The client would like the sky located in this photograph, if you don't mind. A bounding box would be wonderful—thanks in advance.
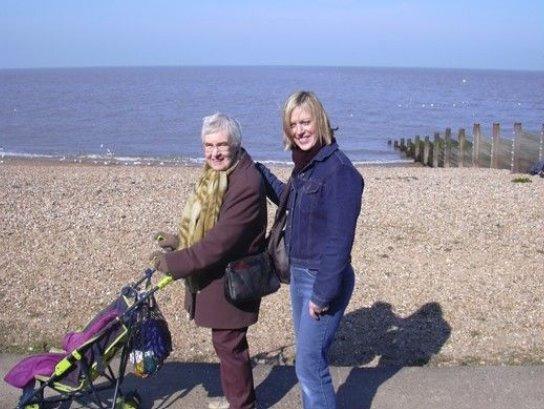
[1,0,543,71]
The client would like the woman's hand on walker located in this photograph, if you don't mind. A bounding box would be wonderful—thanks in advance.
[309,301,329,320]
[154,231,179,251]
[149,250,170,273]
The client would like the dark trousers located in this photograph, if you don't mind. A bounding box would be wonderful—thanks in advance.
[211,327,256,409]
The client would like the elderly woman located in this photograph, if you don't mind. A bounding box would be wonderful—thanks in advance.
[256,91,364,409]
[151,113,267,409]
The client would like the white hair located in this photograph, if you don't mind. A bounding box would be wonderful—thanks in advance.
[201,113,242,150]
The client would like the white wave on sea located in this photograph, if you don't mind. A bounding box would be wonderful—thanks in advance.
[352,159,414,165]
[0,151,58,159]
[0,149,414,167]
[0,150,206,166]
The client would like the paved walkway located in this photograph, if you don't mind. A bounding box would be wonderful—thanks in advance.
[2,354,543,408]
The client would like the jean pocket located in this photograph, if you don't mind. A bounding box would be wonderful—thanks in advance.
[291,266,317,283]
[301,267,318,279]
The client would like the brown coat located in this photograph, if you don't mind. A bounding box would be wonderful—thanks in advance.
[164,150,267,329]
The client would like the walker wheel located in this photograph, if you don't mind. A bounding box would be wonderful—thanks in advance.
[120,391,141,409]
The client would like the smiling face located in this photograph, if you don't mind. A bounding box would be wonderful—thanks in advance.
[203,130,236,171]
[289,106,317,151]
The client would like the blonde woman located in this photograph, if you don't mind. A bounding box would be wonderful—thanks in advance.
[256,91,364,409]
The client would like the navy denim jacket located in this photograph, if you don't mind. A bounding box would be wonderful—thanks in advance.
[257,142,364,308]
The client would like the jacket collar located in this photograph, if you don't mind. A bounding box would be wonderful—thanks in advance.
[300,140,338,171]
[230,148,252,175]
[237,148,250,168]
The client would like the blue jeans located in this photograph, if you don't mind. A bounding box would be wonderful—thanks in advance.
[290,265,355,409]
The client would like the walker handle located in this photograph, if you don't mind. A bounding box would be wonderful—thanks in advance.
[157,275,174,290]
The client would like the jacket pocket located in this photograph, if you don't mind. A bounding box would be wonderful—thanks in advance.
[300,180,323,213]
[303,180,322,194]
[297,180,323,257]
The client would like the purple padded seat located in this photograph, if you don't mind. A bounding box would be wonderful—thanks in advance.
[62,309,119,352]
[4,309,120,389]
[3,353,65,389]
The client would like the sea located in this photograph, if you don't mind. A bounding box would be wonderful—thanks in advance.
[0,66,543,165]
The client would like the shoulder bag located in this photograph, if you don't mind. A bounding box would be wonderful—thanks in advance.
[223,178,292,304]
[267,178,292,284]
[224,252,280,304]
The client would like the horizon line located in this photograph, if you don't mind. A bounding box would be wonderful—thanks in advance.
[1,63,543,74]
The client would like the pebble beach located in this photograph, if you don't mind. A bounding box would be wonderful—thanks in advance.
[1,159,543,367]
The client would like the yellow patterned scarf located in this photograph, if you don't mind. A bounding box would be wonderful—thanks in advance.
[177,158,239,292]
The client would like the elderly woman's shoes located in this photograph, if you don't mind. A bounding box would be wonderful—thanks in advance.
[207,396,229,409]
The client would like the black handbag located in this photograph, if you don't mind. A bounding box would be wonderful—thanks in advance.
[224,252,280,304]
[267,178,292,284]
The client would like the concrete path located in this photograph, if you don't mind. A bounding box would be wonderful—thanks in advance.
[2,354,543,408]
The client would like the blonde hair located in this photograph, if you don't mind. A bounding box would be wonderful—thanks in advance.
[282,91,334,150]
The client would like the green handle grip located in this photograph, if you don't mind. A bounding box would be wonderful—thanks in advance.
[157,275,173,289]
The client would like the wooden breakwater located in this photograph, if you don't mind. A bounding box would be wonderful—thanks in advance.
[389,123,544,173]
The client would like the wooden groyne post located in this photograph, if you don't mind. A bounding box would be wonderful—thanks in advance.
[472,124,481,168]
[540,124,544,161]
[432,132,440,168]
[491,123,500,169]
[511,122,523,173]
[390,122,544,174]
[444,128,452,168]
[458,129,466,168]
[423,136,431,165]
[414,135,421,162]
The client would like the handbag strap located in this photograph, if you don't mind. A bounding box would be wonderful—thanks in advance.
[273,178,292,224]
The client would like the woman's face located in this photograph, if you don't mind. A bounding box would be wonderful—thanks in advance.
[203,130,236,171]
[289,106,317,151]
